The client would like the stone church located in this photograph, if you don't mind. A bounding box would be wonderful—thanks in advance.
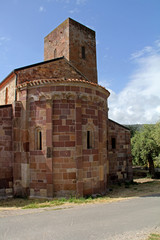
[0,18,132,198]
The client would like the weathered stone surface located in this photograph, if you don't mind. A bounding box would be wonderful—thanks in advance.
[108,119,133,183]
[0,105,13,197]
[44,18,97,83]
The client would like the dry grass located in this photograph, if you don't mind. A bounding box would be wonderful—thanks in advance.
[0,178,160,209]
[108,178,160,199]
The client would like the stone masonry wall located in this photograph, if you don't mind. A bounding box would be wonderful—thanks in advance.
[44,18,97,83]
[69,18,97,83]
[28,97,53,198]
[108,119,133,183]
[51,92,108,197]
[0,75,16,106]
[44,19,69,61]
[0,105,13,197]
[12,100,30,197]
[20,80,109,198]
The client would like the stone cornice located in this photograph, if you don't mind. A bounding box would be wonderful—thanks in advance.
[17,78,110,97]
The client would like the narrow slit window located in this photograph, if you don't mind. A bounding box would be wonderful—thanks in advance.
[38,131,42,150]
[5,87,8,105]
[87,131,92,149]
[54,48,57,58]
[36,128,42,150]
[111,137,116,149]
[82,46,85,59]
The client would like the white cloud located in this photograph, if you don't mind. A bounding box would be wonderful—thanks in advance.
[108,40,160,124]
[131,40,160,60]
[47,0,87,6]
[0,37,10,46]
[76,0,86,4]
[39,6,46,12]
[69,8,79,14]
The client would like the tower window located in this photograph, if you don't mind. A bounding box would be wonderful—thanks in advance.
[87,131,92,149]
[36,128,42,150]
[111,137,116,149]
[82,46,85,59]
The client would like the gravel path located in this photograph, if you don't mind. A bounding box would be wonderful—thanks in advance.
[108,226,160,240]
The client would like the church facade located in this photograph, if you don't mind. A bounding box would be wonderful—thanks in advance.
[0,18,132,198]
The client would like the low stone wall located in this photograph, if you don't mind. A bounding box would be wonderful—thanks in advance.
[0,105,13,197]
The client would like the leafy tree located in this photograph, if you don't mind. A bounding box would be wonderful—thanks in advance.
[153,122,160,147]
[153,122,160,168]
[131,125,160,178]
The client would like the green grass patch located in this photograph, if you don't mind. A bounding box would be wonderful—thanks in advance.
[22,197,95,209]
[0,196,111,209]
[147,233,160,240]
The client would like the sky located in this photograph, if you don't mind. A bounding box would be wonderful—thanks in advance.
[0,0,160,124]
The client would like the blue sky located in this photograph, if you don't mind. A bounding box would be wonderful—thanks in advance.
[1,0,160,124]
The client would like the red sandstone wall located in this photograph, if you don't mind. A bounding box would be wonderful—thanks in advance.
[25,82,109,197]
[44,19,69,61]
[0,105,13,197]
[28,98,53,198]
[69,18,97,83]
[12,101,30,197]
[44,18,97,83]
[0,75,16,106]
[108,119,133,183]
[52,98,77,196]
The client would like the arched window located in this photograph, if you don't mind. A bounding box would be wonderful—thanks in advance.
[5,87,8,105]
[35,127,42,150]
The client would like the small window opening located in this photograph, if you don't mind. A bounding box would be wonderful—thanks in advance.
[87,131,92,149]
[5,87,8,105]
[36,128,42,150]
[54,48,57,58]
[38,131,42,150]
[111,137,116,149]
[82,46,85,59]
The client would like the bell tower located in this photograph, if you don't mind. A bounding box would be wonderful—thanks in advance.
[44,18,98,83]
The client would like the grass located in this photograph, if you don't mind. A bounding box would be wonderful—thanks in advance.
[0,196,97,209]
[0,178,160,210]
[147,233,160,240]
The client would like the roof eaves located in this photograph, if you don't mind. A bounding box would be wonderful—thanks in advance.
[108,119,130,130]
[14,56,64,72]
[0,71,15,89]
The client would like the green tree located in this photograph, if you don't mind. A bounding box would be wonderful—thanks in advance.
[153,122,160,147]
[131,125,160,178]
[153,122,160,168]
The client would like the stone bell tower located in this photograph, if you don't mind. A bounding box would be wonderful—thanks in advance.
[44,18,98,83]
